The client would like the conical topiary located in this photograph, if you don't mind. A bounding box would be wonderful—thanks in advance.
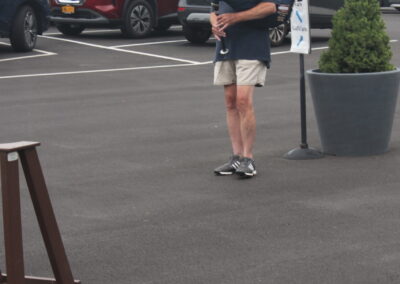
[319,0,395,73]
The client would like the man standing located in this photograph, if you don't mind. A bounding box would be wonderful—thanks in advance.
[211,0,276,178]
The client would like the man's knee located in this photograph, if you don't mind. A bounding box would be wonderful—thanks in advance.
[224,85,237,111]
[236,94,253,113]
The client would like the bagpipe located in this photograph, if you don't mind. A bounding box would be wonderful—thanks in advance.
[211,0,294,29]
[211,0,229,54]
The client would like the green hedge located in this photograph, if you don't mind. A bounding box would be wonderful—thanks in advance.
[319,0,395,73]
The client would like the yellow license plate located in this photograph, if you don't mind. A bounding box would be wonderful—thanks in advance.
[61,6,75,14]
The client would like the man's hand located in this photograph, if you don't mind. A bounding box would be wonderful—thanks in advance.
[212,25,226,41]
[216,13,239,31]
[210,12,226,41]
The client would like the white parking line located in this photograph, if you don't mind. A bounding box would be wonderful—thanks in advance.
[0,62,210,80]
[112,39,189,48]
[40,35,201,64]
[199,46,331,64]
[0,39,397,80]
[0,42,57,62]
[0,46,325,79]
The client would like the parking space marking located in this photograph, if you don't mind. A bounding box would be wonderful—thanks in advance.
[268,39,398,56]
[40,35,201,64]
[0,39,397,80]
[0,46,330,79]
[0,42,57,62]
[0,62,210,80]
[198,46,331,64]
[112,39,190,48]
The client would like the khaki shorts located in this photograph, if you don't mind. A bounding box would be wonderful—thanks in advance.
[214,60,267,87]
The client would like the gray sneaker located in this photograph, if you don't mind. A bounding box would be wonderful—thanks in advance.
[214,155,241,176]
[235,157,257,178]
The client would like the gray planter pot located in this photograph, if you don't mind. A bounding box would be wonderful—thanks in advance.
[307,68,400,156]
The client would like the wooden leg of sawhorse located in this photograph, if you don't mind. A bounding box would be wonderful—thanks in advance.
[0,153,25,284]
[19,148,77,284]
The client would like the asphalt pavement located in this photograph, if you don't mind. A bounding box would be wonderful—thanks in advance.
[0,9,400,284]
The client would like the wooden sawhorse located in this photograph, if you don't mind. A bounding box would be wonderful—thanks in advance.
[0,142,80,284]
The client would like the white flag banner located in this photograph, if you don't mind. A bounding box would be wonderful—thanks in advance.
[290,0,311,54]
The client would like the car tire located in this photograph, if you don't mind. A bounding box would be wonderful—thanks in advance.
[182,25,211,44]
[269,22,289,47]
[10,5,38,52]
[56,23,85,36]
[122,0,155,38]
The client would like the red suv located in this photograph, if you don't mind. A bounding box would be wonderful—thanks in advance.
[49,0,179,37]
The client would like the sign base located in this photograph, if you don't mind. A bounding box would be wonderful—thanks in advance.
[284,146,323,160]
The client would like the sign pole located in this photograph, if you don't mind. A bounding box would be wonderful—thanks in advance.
[299,53,307,149]
[284,0,323,160]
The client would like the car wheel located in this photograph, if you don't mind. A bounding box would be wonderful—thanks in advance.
[56,23,85,36]
[122,0,155,38]
[182,25,211,44]
[10,5,38,52]
[269,22,289,47]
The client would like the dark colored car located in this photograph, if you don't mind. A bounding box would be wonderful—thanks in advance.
[380,0,400,9]
[388,0,400,10]
[177,0,344,46]
[0,0,50,52]
[49,0,180,38]
[380,0,390,5]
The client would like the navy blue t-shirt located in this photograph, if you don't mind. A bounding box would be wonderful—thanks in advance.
[214,0,274,67]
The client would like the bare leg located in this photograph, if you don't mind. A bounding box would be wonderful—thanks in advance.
[224,84,243,156]
[236,85,256,159]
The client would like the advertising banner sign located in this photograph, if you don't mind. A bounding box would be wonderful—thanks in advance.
[290,0,311,54]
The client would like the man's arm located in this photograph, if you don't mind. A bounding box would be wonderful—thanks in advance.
[217,2,277,31]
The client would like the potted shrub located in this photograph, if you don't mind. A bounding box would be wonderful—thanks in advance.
[307,0,400,156]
